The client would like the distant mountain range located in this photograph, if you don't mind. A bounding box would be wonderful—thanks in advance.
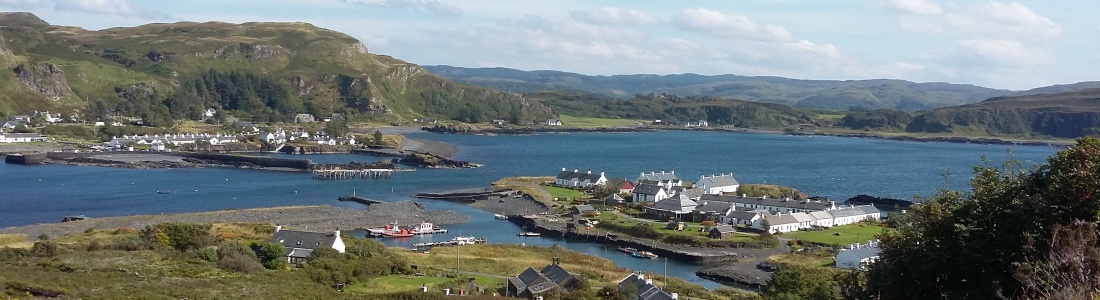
[424,65,1100,112]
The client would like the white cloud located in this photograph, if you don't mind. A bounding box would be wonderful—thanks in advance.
[569,7,659,26]
[673,8,794,43]
[884,0,942,15]
[950,1,1061,38]
[54,0,169,19]
[932,39,1053,68]
[0,0,44,9]
[344,0,461,18]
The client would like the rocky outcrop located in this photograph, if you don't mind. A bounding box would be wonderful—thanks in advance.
[12,63,74,101]
[399,151,481,168]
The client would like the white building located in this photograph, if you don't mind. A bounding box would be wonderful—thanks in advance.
[546,119,562,126]
[836,241,881,270]
[271,226,345,266]
[755,213,800,233]
[631,184,669,203]
[0,133,48,143]
[699,194,837,214]
[554,168,607,188]
[697,174,739,195]
[638,171,681,189]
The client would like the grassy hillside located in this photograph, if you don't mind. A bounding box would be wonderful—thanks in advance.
[0,13,552,124]
[424,65,1012,111]
[905,88,1100,138]
[535,91,820,129]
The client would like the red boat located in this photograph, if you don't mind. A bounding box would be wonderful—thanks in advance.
[381,228,414,238]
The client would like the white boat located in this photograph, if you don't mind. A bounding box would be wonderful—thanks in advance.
[494,214,508,220]
[517,232,541,237]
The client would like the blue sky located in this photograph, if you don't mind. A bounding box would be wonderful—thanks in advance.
[1,0,1096,90]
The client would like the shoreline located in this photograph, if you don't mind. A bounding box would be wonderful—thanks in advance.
[0,201,468,240]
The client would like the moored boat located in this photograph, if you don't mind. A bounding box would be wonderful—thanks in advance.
[494,214,508,220]
[631,251,658,259]
[517,232,541,237]
[617,246,638,253]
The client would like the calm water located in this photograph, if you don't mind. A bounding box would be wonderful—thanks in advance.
[0,131,1059,289]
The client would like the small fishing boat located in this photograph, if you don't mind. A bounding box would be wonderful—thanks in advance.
[517,232,541,237]
[494,214,508,220]
[631,251,658,259]
[156,190,170,194]
[617,247,638,254]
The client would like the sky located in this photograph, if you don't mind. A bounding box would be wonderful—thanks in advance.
[0,0,1097,90]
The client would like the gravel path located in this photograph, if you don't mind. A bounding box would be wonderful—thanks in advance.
[0,201,468,238]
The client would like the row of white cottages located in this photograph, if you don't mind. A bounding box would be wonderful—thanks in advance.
[644,193,882,233]
[259,129,357,145]
[555,169,740,197]
[106,134,241,148]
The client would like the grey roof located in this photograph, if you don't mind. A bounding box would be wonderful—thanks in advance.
[726,210,760,220]
[548,119,561,123]
[650,194,697,212]
[555,170,604,183]
[632,184,665,196]
[698,174,739,188]
[830,206,872,218]
[603,194,625,202]
[840,244,881,260]
[573,205,596,213]
[516,267,556,294]
[618,274,674,300]
[272,229,338,251]
[809,211,834,220]
[694,201,734,214]
[858,205,881,215]
[700,194,834,211]
[638,172,679,183]
[711,225,736,233]
[3,133,45,138]
[790,212,814,223]
[539,264,578,287]
[670,187,704,199]
[764,214,799,225]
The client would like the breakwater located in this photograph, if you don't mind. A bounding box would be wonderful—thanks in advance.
[507,216,739,264]
[414,187,521,202]
[4,153,47,164]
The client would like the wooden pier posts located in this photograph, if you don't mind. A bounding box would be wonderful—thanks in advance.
[311,169,394,180]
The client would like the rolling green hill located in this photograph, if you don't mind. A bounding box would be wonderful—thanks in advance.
[423,65,1014,111]
[0,12,552,124]
[904,88,1100,138]
[534,91,820,129]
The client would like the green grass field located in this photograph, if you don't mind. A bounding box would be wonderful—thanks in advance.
[557,115,640,128]
[345,274,504,295]
[544,186,589,201]
[781,223,887,245]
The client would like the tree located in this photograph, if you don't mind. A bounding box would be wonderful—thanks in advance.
[326,119,349,137]
[763,266,840,300]
[12,124,34,133]
[372,130,384,146]
[255,241,288,270]
[850,137,1100,299]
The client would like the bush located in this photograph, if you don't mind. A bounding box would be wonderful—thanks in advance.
[110,235,148,251]
[217,253,264,274]
[30,241,61,257]
[195,246,219,262]
[144,223,213,251]
[660,235,705,247]
[86,240,106,252]
[217,241,256,260]
[254,242,288,270]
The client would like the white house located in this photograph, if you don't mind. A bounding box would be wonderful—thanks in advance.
[204,108,217,118]
[631,184,669,203]
[2,120,21,129]
[829,205,881,226]
[271,226,345,266]
[722,210,762,226]
[790,212,815,228]
[646,193,698,220]
[697,174,739,195]
[699,194,836,214]
[754,213,800,233]
[638,171,681,189]
[0,133,47,143]
[547,119,562,126]
[554,168,607,188]
[809,211,835,227]
[295,114,315,123]
[836,241,881,270]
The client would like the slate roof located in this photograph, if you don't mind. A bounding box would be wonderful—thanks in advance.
[840,244,881,260]
[572,205,596,213]
[556,170,604,183]
[539,264,578,287]
[632,184,665,196]
[858,205,881,215]
[515,267,556,295]
[830,206,871,218]
[618,274,674,300]
[3,133,45,138]
[670,187,704,199]
[711,225,736,234]
[603,193,625,203]
[764,214,799,225]
[694,201,734,214]
[272,229,338,254]
[650,194,697,213]
[698,174,739,188]
[638,172,679,183]
[700,194,835,211]
[726,210,760,220]
[791,212,815,223]
[809,211,834,221]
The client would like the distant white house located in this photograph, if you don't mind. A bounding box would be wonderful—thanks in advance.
[638,171,681,189]
[554,168,607,188]
[271,226,345,266]
[0,133,47,143]
[2,120,21,129]
[697,174,739,195]
[547,119,562,126]
[294,114,315,123]
[721,210,762,226]
[631,184,670,203]
[836,241,881,270]
[754,213,800,233]
[204,108,217,118]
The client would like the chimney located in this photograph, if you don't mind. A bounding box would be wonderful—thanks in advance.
[334,230,341,239]
[562,167,566,171]
[587,170,591,174]
[645,279,653,285]
[671,293,679,300]
[742,194,747,198]
[600,171,605,177]
[671,171,675,174]
[574,169,579,173]
[553,257,560,265]
[444,288,451,295]
[637,273,645,280]
[274,225,282,232]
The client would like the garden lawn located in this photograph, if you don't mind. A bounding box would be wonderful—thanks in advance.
[781,223,887,246]
[557,115,639,128]
[544,186,589,201]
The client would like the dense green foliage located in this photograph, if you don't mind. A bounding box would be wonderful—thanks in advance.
[302,237,411,286]
[541,92,819,128]
[764,266,840,300]
[844,137,1100,299]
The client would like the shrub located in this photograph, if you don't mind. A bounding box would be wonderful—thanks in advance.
[86,240,106,252]
[30,241,61,257]
[144,223,213,251]
[217,253,264,274]
[254,242,288,270]
[217,241,256,261]
[110,235,148,251]
[195,246,219,262]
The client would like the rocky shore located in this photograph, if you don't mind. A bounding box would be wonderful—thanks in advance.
[0,200,468,239]
[786,131,1069,147]
[421,124,658,135]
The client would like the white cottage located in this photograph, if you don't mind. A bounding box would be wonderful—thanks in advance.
[271,226,345,266]
[697,174,739,195]
[836,241,881,270]
[631,184,669,203]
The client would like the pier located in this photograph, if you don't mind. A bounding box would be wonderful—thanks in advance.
[412,238,487,248]
[337,196,384,205]
[312,169,393,180]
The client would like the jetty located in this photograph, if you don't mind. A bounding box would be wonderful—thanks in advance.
[312,169,393,180]
[413,187,520,202]
[412,237,487,248]
[337,196,384,205]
